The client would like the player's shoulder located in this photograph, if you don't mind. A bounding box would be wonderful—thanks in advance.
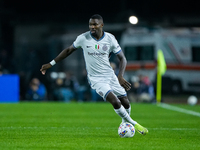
[76,31,91,40]
[78,31,90,37]
[104,32,117,40]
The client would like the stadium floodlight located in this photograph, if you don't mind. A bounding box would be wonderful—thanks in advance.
[129,16,138,24]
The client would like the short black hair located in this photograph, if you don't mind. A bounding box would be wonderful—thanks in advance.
[90,14,103,21]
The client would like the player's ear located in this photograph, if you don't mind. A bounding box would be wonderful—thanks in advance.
[101,23,104,28]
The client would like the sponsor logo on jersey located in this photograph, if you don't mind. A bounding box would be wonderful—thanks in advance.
[88,52,106,56]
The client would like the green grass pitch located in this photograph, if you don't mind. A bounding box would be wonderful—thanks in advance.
[0,102,200,150]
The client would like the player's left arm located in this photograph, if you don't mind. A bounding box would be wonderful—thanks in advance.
[40,45,76,75]
[116,51,131,91]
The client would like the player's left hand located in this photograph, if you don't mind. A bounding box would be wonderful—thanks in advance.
[118,76,131,91]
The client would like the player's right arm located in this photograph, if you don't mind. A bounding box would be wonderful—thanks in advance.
[40,45,77,75]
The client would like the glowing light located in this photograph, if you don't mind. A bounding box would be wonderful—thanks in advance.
[129,16,138,24]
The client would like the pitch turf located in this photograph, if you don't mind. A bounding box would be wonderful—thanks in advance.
[0,102,200,150]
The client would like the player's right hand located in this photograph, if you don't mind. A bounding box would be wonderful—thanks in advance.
[40,63,52,75]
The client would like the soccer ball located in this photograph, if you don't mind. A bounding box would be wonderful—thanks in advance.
[118,122,135,138]
[187,95,198,106]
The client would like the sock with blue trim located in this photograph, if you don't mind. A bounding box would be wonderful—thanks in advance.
[114,105,137,126]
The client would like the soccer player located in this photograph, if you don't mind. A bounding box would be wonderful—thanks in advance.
[40,14,148,135]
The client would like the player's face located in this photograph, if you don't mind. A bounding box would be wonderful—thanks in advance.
[89,19,103,38]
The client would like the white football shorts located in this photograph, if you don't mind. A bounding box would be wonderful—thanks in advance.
[88,73,127,101]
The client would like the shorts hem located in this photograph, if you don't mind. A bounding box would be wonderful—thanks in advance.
[103,90,112,101]
[117,94,127,98]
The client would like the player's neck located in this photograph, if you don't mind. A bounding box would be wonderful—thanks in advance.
[95,31,104,40]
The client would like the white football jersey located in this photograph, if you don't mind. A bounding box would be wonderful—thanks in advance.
[73,31,122,77]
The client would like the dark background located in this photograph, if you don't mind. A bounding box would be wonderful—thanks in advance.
[1,0,200,24]
[1,0,200,52]
[1,0,200,48]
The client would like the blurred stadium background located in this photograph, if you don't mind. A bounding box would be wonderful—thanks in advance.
[0,0,200,103]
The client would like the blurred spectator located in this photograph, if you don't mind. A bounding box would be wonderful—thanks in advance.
[77,69,90,101]
[52,71,79,102]
[90,89,102,102]
[53,77,74,102]
[25,78,47,101]
[129,74,155,103]
[77,69,102,102]
[24,48,41,86]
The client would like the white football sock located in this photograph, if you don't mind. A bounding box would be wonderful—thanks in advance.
[114,105,137,126]
[123,106,132,123]
[126,106,131,115]
[121,106,131,123]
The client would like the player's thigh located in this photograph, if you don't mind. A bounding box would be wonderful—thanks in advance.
[110,75,127,98]
[92,82,112,100]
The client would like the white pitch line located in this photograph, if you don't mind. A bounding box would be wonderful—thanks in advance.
[158,103,200,117]
[149,128,200,131]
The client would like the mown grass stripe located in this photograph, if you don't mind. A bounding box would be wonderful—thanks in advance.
[1,126,200,131]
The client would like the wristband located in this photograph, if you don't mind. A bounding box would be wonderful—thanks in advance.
[50,60,56,66]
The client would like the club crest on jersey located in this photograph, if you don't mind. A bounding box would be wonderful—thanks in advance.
[102,44,108,51]
[98,91,103,97]
[95,45,100,50]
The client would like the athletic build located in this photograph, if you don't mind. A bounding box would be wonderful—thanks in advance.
[40,14,148,135]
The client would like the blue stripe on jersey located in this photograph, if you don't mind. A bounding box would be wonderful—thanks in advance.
[115,49,122,54]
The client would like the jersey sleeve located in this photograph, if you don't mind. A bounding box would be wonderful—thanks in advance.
[110,35,122,54]
[73,34,83,49]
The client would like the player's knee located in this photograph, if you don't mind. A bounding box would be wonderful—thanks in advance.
[111,99,121,109]
[119,96,130,109]
[106,92,121,109]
